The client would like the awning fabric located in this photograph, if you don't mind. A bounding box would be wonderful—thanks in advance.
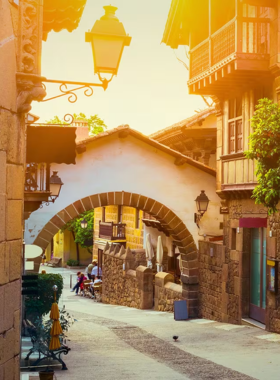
[239,218,267,228]
[26,126,76,164]
[43,0,87,39]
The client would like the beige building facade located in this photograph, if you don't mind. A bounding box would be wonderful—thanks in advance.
[163,0,280,331]
[0,1,86,377]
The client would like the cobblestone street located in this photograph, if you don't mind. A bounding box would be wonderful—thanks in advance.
[21,268,280,380]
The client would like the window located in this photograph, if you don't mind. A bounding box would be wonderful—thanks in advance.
[102,207,106,222]
[135,209,140,229]
[228,97,243,154]
[118,205,122,223]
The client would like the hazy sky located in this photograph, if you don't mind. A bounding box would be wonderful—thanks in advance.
[32,0,206,135]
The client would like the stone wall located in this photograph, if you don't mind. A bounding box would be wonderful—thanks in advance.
[102,244,153,309]
[154,272,184,312]
[267,212,280,333]
[0,2,24,379]
[198,241,224,321]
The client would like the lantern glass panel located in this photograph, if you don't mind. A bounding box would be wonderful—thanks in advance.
[81,219,88,229]
[198,200,209,213]
[50,182,61,198]
[91,37,124,75]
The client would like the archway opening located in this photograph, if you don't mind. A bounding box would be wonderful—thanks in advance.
[33,191,199,317]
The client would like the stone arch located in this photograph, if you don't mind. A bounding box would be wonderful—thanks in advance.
[33,191,199,316]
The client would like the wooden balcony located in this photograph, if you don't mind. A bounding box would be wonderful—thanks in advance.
[189,16,271,96]
[99,221,126,241]
[24,163,51,219]
[220,153,257,197]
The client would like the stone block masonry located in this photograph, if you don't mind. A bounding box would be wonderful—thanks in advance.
[154,272,184,312]
[198,240,224,321]
[0,2,25,378]
[102,243,153,309]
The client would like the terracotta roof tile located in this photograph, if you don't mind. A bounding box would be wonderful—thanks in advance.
[43,0,87,38]
[149,107,216,140]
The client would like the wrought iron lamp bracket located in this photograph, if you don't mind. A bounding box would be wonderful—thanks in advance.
[41,75,114,103]
[39,198,56,209]
[194,212,204,228]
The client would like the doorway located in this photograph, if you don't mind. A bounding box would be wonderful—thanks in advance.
[249,228,267,323]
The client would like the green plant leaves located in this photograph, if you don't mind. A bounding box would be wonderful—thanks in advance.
[60,209,94,249]
[245,99,280,214]
[25,273,64,322]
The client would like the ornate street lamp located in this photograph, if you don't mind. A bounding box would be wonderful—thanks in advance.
[80,218,88,229]
[85,5,132,77]
[194,190,210,227]
[41,5,131,103]
[49,171,63,202]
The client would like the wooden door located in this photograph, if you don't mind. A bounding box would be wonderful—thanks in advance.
[250,228,266,323]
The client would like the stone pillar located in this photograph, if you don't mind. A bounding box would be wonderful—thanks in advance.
[154,272,174,311]
[180,248,199,318]
[0,2,27,379]
[136,266,153,309]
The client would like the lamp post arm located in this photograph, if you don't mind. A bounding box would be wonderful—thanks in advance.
[41,76,111,103]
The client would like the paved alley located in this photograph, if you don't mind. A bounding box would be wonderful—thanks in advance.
[21,268,280,380]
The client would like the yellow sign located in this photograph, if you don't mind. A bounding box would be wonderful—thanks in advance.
[267,260,275,267]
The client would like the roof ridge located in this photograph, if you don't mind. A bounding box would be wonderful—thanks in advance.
[149,107,216,139]
[76,126,216,177]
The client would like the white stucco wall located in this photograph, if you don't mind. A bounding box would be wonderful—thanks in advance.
[143,226,173,256]
[25,134,223,246]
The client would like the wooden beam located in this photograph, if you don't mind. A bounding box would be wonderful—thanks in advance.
[241,0,276,7]
[174,157,188,166]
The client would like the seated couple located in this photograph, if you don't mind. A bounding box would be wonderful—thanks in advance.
[86,261,102,280]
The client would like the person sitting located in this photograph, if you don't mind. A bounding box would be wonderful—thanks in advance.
[89,276,101,298]
[75,272,86,296]
[87,261,95,280]
[93,276,102,285]
[91,261,102,278]
[70,272,81,293]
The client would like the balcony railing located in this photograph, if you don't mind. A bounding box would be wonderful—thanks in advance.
[25,163,50,192]
[99,221,126,240]
[189,16,270,81]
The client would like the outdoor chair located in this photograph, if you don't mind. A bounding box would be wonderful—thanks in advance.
[83,280,92,297]
[45,257,62,267]
[93,283,102,302]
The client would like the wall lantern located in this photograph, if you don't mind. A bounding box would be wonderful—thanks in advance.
[49,171,64,202]
[80,218,88,229]
[40,5,131,103]
[194,190,210,227]
[85,5,131,77]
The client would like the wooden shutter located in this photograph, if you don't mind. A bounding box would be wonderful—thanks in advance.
[229,121,236,153]
[237,120,243,152]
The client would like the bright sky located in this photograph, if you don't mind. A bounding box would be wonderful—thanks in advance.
[32,0,206,135]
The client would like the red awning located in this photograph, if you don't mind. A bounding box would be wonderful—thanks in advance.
[239,218,267,228]
[26,126,76,164]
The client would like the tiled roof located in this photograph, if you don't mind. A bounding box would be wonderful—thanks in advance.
[162,0,189,48]
[76,125,216,177]
[43,0,87,38]
[150,108,216,140]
